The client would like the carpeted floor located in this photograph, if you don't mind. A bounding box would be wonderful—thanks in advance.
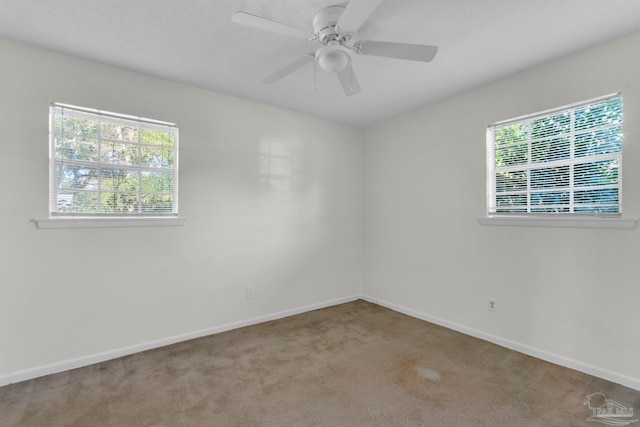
[1,300,639,426]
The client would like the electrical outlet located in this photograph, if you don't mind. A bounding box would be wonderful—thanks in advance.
[246,286,255,300]
[488,298,497,313]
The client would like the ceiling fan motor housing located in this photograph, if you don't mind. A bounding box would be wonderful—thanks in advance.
[312,6,348,43]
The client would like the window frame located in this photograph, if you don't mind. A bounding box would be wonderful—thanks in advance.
[33,103,184,229]
[481,93,636,229]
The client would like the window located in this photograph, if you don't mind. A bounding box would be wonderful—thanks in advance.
[49,103,178,218]
[486,94,623,216]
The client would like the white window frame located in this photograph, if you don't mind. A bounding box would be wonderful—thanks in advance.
[33,103,185,229]
[480,93,636,229]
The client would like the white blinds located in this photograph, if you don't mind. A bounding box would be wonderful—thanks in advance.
[486,94,622,215]
[49,103,179,216]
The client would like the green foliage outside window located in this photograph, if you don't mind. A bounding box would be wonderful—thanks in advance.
[51,104,178,215]
[490,96,622,214]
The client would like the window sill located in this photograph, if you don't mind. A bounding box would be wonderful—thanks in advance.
[478,215,637,229]
[32,217,186,229]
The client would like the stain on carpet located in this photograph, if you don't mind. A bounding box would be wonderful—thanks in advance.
[416,367,440,383]
[396,357,443,400]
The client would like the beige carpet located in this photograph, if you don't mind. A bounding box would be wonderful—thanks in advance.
[1,300,639,426]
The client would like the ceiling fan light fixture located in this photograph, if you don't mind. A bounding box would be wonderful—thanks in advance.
[315,45,350,73]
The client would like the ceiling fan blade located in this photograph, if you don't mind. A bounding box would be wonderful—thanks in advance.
[354,40,438,62]
[262,54,314,84]
[336,0,384,34]
[336,62,361,96]
[232,12,314,41]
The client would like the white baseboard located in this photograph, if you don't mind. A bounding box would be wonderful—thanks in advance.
[3,293,639,392]
[361,294,640,391]
[0,294,360,387]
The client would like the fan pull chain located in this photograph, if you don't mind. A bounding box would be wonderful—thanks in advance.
[313,60,318,92]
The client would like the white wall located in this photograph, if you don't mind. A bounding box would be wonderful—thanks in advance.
[0,38,363,382]
[363,30,640,387]
[4,29,640,389]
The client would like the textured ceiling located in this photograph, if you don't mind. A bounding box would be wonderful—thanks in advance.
[1,0,640,128]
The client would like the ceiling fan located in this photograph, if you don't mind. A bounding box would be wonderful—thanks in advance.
[231,0,438,96]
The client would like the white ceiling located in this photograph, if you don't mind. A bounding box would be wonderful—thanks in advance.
[1,0,640,128]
